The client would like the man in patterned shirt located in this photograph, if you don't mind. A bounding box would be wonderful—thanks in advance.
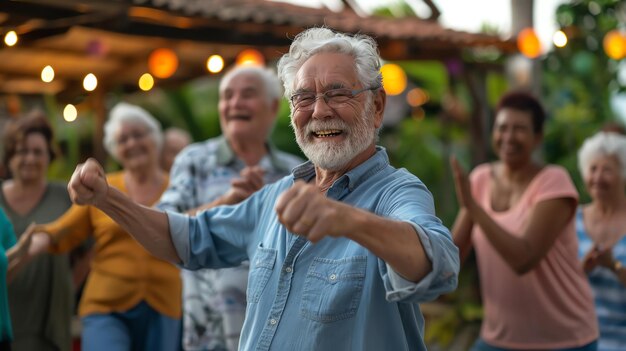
[157,66,303,351]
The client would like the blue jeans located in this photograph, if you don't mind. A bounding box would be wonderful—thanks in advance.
[471,338,598,351]
[82,301,181,351]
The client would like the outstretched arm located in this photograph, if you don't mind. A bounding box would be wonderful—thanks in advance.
[451,157,575,275]
[275,181,434,283]
[68,159,180,263]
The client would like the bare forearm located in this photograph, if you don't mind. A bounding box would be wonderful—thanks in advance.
[6,247,29,282]
[98,187,181,263]
[346,210,431,282]
[452,209,474,263]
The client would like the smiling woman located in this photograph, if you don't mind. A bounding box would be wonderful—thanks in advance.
[22,102,182,351]
[450,91,599,351]
[0,111,73,351]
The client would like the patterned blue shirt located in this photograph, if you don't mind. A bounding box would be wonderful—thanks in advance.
[576,207,626,351]
[167,147,459,351]
[158,136,303,351]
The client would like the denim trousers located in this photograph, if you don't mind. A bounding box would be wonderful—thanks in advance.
[471,338,598,351]
[81,301,181,351]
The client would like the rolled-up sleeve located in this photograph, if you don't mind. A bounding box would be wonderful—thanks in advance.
[167,211,190,265]
[384,222,459,303]
[379,178,460,303]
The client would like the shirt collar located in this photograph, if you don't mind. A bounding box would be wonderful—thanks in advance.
[215,135,294,173]
[292,146,389,191]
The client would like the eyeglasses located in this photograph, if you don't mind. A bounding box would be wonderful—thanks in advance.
[290,85,381,111]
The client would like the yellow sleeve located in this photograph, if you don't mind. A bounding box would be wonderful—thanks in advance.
[40,203,93,254]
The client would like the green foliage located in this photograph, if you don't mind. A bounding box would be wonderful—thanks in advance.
[542,0,625,201]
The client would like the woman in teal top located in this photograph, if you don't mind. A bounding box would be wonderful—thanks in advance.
[0,206,37,351]
[0,206,15,350]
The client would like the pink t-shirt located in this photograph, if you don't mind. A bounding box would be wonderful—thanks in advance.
[470,164,598,349]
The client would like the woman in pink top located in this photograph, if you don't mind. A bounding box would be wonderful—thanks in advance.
[450,91,598,351]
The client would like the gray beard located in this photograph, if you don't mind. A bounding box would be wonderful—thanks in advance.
[293,102,376,171]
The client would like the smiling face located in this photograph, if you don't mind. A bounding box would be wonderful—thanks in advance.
[492,108,541,168]
[114,122,158,171]
[218,72,277,144]
[9,132,50,183]
[290,52,384,171]
[584,154,624,201]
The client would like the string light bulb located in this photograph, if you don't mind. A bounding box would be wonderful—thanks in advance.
[552,30,568,48]
[83,73,98,91]
[517,28,542,58]
[380,63,407,96]
[603,30,626,60]
[207,55,224,73]
[63,104,77,122]
[138,73,154,91]
[41,65,55,83]
[4,31,17,46]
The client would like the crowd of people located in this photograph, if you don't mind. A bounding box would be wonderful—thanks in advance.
[0,27,624,351]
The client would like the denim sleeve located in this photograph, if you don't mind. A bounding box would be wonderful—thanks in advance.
[383,222,458,303]
[167,211,190,265]
[167,188,268,270]
[379,179,460,303]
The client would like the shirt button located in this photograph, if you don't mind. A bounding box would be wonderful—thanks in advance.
[270,319,277,325]
[329,274,337,281]
[285,267,292,273]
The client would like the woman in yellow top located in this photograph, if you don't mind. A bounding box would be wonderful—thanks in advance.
[28,102,182,351]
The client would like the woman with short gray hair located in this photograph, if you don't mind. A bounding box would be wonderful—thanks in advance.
[577,131,626,351]
[25,102,181,351]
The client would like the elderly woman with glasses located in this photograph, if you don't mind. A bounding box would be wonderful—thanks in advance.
[26,102,181,351]
[1,112,73,351]
[577,131,626,351]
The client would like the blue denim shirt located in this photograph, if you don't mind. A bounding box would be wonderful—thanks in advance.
[167,147,459,351]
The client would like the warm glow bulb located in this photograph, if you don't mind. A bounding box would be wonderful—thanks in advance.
[41,65,55,83]
[380,63,407,96]
[603,30,626,60]
[517,28,542,58]
[138,73,155,91]
[207,55,225,73]
[148,48,178,79]
[553,30,568,48]
[83,73,98,91]
[406,88,429,107]
[63,104,77,122]
[236,49,265,67]
[4,31,17,46]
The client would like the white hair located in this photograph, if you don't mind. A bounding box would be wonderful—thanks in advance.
[103,102,163,161]
[277,27,383,99]
[578,131,626,181]
[219,66,282,103]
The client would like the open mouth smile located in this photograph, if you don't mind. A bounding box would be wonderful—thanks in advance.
[313,129,342,138]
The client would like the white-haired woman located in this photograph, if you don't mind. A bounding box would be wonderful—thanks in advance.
[26,102,181,351]
[577,131,626,351]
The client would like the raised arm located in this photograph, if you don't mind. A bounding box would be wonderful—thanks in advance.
[68,159,180,263]
[275,181,447,283]
[451,157,575,275]
[451,208,474,263]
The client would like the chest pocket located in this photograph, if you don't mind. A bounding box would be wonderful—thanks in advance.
[247,245,277,304]
[300,256,367,323]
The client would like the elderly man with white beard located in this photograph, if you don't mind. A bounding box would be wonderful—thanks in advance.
[64,28,459,351]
